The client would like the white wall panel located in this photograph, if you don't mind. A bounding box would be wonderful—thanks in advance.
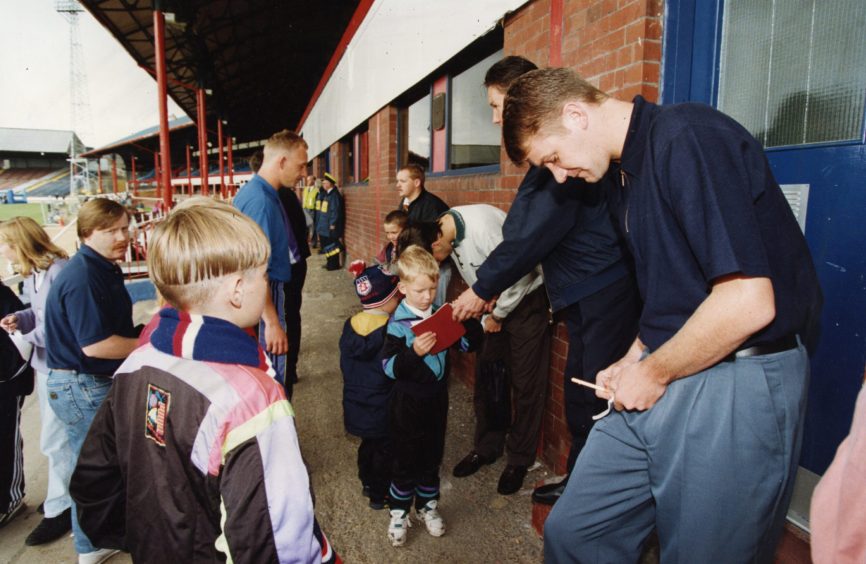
[299,0,529,158]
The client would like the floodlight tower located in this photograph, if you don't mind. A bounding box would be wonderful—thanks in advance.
[56,0,93,195]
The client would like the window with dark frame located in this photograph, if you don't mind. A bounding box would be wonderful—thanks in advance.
[354,127,369,183]
[449,49,503,169]
[399,93,432,170]
[396,30,503,175]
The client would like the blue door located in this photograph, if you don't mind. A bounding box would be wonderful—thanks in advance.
[663,0,866,477]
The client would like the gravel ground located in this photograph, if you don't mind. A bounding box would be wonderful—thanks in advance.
[0,252,549,563]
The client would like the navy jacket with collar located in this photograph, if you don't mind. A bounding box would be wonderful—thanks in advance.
[339,312,392,438]
[473,166,631,312]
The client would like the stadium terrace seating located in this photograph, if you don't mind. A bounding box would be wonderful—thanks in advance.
[0,168,60,190]
[28,172,73,197]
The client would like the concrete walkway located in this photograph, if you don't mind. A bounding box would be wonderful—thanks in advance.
[0,251,549,562]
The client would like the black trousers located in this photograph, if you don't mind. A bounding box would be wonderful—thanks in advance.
[388,384,448,511]
[320,236,342,270]
[473,287,551,466]
[561,274,640,472]
[0,394,25,513]
[357,437,391,501]
[283,259,307,398]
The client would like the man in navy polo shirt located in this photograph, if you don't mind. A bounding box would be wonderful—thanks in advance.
[502,68,822,562]
[234,129,306,397]
[45,197,138,563]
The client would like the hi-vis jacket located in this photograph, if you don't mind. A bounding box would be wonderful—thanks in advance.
[315,188,343,238]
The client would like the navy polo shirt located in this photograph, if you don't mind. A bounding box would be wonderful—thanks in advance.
[45,244,135,374]
[612,96,821,352]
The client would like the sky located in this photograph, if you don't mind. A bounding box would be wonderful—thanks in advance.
[0,0,185,148]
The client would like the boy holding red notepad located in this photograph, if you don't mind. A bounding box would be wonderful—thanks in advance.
[380,245,482,547]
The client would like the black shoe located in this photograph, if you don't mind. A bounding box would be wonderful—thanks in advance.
[37,502,44,515]
[452,451,495,477]
[532,477,568,505]
[369,496,388,510]
[497,464,528,495]
[25,508,72,545]
[361,485,371,498]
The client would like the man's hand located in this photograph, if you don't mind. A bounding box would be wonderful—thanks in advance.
[596,337,644,393]
[452,288,488,321]
[596,336,665,410]
[600,358,667,411]
[0,314,18,333]
[264,320,289,355]
[482,316,502,333]
[413,331,437,356]
[261,288,288,355]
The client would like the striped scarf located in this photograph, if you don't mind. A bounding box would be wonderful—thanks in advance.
[150,307,274,376]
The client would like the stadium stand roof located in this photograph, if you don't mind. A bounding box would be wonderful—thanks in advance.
[81,115,195,158]
[78,0,362,144]
[0,127,83,155]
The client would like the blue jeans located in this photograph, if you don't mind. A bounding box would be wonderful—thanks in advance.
[47,370,113,555]
[36,371,74,518]
[544,345,809,564]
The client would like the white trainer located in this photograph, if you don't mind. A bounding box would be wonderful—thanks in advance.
[416,500,446,537]
[388,509,411,547]
[78,547,121,564]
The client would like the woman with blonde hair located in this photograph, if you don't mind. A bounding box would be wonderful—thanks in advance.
[0,216,73,545]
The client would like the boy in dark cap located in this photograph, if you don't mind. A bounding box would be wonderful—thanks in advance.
[340,262,401,510]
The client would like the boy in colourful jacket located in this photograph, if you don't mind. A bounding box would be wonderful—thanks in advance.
[70,203,339,563]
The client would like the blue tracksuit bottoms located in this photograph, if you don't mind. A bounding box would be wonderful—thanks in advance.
[544,343,809,564]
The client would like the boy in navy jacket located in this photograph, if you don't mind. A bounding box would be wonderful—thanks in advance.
[340,263,401,510]
[380,246,482,547]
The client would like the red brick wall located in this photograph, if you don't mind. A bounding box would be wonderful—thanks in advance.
[335,0,663,475]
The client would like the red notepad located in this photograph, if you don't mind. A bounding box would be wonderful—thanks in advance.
[411,303,466,355]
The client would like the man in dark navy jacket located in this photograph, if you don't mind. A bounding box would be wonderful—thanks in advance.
[396,163,448,223]
[452,57,640,504]
[502,68,822,563]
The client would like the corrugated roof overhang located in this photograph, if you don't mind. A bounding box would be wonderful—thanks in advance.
[78,0,362,144]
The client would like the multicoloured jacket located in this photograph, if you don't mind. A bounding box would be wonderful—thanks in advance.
[70,308,338,563]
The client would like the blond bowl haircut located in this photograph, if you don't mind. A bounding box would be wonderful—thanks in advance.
[77,198,129,241]
[147,205,270,310]
[0,217,68,277]
[395,245,440,284]
[263,129,308,160]
[399,163,425,187]
[502,67,609,165]
[172,195,235,213]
